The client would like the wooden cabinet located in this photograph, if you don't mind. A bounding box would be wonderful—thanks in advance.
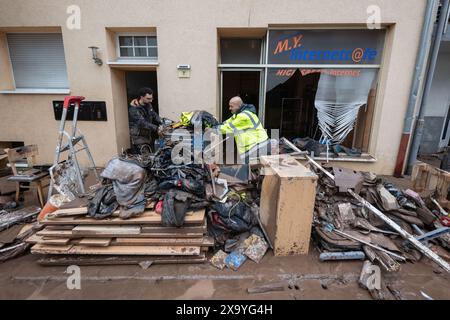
[260,154,317,256]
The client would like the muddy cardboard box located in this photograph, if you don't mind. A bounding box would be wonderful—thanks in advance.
[260,154,318,256]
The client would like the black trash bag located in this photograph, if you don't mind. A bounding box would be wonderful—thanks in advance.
[144,179,159,198]
[87,185,119,219]
[189,110,219,129]
[158,178,205,196]
[211,201,258,233]
[162,189,192,227]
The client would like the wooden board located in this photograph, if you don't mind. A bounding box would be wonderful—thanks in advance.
[77,238,112,247]
[31,244,201,256]
[37,227,204,239]
[25,234,43,244]
[72,226,141,236]
[42,209,205,226]
[44,225,74,230]
[27,235,70,246]
[37,254,207,266]
[37,229,73,238]
[113,236,214,246]
[141,220,206,233]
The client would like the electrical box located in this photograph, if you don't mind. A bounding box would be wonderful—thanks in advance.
[177,64,191,78]
[53,101,107,121]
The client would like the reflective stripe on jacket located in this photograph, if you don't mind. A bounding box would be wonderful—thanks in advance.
[218,110,268,154]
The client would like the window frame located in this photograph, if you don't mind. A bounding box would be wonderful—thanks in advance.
[115,32,158,60]
[4,32,70,92]
[218,27,388,161]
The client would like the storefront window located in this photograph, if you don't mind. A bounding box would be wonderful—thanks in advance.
[265,68,378,152]
[264,29,384,153]
[218,29,385,154]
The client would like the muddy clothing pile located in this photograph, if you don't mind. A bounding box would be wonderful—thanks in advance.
[88,157,147,219]
[312,166,450,273]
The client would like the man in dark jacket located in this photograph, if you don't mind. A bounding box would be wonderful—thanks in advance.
[128,87,162,154]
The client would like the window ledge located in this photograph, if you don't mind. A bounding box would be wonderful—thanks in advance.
[0,88,70,95]
[107,60,159,67]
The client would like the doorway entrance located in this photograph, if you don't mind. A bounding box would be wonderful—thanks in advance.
[125,71,159,113]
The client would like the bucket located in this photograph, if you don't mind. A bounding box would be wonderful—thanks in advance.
[37,200,58,221]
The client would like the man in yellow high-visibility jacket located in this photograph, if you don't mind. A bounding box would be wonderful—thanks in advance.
[217,96,268,156]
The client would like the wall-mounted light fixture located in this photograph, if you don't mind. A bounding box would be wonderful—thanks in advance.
[88,46,103,66]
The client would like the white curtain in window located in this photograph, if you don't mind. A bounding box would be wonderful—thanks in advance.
[314,70,377,144]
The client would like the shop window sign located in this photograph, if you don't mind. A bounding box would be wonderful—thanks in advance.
[268,29,385,65]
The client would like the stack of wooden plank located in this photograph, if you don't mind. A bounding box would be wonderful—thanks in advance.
[27,207,213,265]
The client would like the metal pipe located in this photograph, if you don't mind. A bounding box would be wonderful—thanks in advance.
[333,229,406,261]
[394,0,439,176]
[406,0,450,174]
[281,137,335,180]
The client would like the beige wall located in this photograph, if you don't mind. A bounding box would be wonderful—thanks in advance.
[0,0,427,174]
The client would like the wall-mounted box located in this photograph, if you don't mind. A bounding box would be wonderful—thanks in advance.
[177,64,191,78]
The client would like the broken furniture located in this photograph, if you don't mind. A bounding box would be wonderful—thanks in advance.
[47,96,99,201]
[28,206,213,265]
[6,145,49,207]
[259,154,318,255]
[412,161,450,209]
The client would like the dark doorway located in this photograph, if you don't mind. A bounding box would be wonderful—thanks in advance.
[125,71,158,113]
[221,71,260,121]
[265,69,319,140]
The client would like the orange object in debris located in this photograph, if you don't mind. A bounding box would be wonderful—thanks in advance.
[37,201,58,221]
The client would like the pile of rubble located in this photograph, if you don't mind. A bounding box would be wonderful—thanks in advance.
[0,203,40,262]
[309,164,450,297]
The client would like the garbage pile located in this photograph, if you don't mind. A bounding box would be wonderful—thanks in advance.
[206,164,269,270]
[29,110,270,267]
[310,164,450,296]
[291,136,362,157]
[0,205,40,262]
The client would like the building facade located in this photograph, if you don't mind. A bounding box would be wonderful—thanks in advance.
[0,0,430,174]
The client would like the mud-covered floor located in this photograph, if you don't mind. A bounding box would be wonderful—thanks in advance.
[0,246,449,300]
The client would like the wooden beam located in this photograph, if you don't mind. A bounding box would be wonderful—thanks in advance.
[31,244,201,256]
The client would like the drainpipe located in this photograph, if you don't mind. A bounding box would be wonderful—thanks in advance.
[405,0,450,174]
[394,0,438,177]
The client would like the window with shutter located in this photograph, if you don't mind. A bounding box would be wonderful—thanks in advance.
[6,33,69,89]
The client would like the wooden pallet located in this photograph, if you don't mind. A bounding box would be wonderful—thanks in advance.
[412,161,450,209]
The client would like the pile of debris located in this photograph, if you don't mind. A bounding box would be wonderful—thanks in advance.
[0,205,40,262]
[206,164,269,270]
[28,116,270,266]
[309,164,450,297]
